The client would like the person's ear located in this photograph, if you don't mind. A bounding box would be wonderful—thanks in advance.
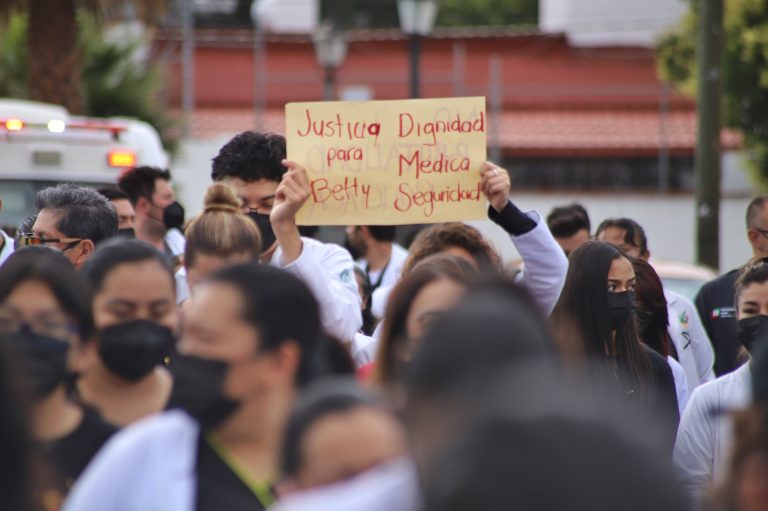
[136,196,152,215]
[748,229,761,248]
[642,250,651,261]
[73,239,95,268]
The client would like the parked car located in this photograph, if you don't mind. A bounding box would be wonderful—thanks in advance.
[650,259,718,302]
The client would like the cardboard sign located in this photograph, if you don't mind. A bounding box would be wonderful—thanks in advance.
[286,97,487,225]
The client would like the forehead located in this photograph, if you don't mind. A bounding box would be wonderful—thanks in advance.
[32,208,64,236]
[97,260,175,300]
[739,280,768,304]
[112,199,134,214]
[221,178,278,201]
[608,256,635,279]
[597,226,629,244]
[3,280,62,312]
[187,281,243,322]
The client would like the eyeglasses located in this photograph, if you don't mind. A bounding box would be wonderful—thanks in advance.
[19,235,83,250]
[0,314,79,341]
[754,228,768,240]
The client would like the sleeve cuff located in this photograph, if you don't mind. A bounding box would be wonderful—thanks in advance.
[488,201,537,236]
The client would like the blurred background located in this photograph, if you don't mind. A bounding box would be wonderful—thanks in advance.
[0,0,764,272]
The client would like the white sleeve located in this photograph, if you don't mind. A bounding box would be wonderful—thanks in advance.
[683,297,716,384]
[371,285,393,320]
[279,241,362,342]
[668,356,689,415]
[673,386,716,503]
[510,211,569,317]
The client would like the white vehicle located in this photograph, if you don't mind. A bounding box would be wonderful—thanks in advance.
[0,98,168,229]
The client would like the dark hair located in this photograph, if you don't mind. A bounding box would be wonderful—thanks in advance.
[322,335,356,376]
[0,343,36,511]
[553,241,651,389]
[281,378,382,478]
[0,247,94,342]
[366,226,397,243]
[746,196,768,229]
[208,263,322,386]
[184,184,261,269]
[81,238,174,294]
[97,188,130,202]
[14,216,36,250]
[547,204,591,238]
[632,259,674,359]
[735,260,768,306]
[117,166,172,206]
[35,184,118,244]
[405,280,555,406]
[404,223,501,275]
[595,218,648,257]
[376,254,480,385]
[422,386,688,511]
[211,131,286,183]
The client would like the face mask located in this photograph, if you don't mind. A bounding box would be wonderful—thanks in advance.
[736,315,768,355]
[1,330,69,399]
[98,320,175,381]
[607,291,636,332]
[248,211,276,252]
[117,228,135,238]
[167,353,240,430]
[163,201,185,231]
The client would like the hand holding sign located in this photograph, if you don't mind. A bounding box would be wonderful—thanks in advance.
[481,162,511,213]
[271,160,311,227]
[286,97,488,225]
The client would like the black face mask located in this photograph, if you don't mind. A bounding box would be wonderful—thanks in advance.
[736,315,768,355]
[1,330,69,399]
[163,201,185,231]
[167,353,240,430]
[98,320,175,381]
[247,211,276,252]
[607,291,636,332]
[117,227,135,238]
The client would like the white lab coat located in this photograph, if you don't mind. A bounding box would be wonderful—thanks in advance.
[0,229,13,266]
[63,410,199,511]
[666,289,716,392]
[673,362,752,503]
[269,458,420,511]
[668,355,689,415]
[273,237,362,343]
[367,243,409,319]
[370,210,567,333]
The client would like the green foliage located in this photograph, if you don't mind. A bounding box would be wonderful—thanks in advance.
[320,0,537,29]
[0,11,176,152]
[0,13,28,98]
[657,0,768,188]
[437,0,537,27]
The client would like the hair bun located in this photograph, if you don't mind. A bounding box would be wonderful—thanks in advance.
[203,184,241,214]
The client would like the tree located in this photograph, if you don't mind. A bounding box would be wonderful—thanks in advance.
[1,0,166,113]
[320,0,537,29]
[0,11,176,151]
[657,0,768,187]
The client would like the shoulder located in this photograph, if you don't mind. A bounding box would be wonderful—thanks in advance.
[698,269,740,295]
[689,363,750,404]
[101,409,198,460]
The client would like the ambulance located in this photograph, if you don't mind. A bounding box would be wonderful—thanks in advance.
[0,98,169,229]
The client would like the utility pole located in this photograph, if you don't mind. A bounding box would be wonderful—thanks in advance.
[694,0,723,270]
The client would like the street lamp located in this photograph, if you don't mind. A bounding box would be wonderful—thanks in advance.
[398,0,438,99]
[314,23,348,101]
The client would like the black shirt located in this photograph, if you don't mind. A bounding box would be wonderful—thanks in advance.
[38,406,116,509]
[195,433,273,511]
[695,269,740,376]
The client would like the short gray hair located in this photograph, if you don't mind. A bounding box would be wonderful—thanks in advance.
[35,184,118,244]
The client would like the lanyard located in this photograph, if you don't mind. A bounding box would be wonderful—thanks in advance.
[204,432,276,508]
[366,258,390,293]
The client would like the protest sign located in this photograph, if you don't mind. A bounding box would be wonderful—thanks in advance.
[286,96,487,225]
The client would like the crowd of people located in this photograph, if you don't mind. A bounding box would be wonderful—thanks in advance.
[1,129,768,511]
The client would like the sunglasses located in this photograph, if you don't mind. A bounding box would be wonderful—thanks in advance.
[19,235,83,250]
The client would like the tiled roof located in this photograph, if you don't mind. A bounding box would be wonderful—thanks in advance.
[187,107,741,156]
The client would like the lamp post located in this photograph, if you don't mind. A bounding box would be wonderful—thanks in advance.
[314,23,347,101]
[398,0,438,99]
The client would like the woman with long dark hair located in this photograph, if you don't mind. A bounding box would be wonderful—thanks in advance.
[553,241,679,451]
[633,258,689,413]
[0,247,115,506]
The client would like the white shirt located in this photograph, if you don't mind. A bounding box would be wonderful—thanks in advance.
[175,266,190,305]
[269,458,420,511]
[668,355,689,415]
[366,244,409,319]
[665,289,716,392]
[273,237,362,343]
[0,229,13,266]
[64,410,199,511]
[673,362,752,503]
[349,332,377,367]
[165,228,186,256]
